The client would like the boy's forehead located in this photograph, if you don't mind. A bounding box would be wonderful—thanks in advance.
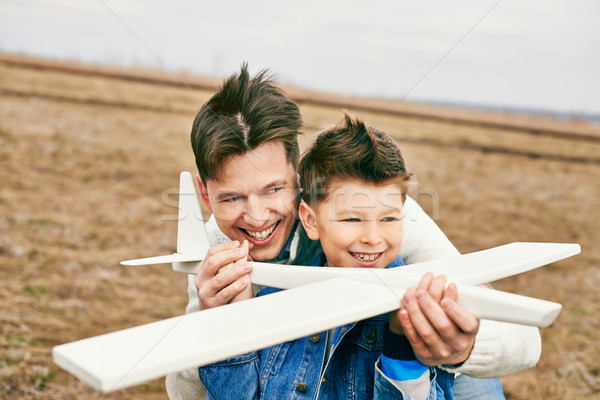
[322,179,404,211]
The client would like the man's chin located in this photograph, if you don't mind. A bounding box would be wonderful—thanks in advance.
[248,244,280,262]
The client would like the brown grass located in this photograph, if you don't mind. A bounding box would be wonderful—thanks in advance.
[1,53,599,399]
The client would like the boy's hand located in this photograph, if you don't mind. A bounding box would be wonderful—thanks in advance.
[195,240,253,310]
[396,272,480,366]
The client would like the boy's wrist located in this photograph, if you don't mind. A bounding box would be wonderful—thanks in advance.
[383,325,416,361]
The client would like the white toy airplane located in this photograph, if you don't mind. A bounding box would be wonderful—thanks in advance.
[52,172,580,393]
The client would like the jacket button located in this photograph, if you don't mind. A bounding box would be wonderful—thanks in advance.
[310,334,320,343]
[366,334,377,344]
[296,383,307,393]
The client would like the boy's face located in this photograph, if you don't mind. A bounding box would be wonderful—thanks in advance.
[198,141,299,261]
[300,179,404,269]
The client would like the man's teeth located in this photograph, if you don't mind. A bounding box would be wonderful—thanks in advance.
[351,252,380,261]
[246,225,276,241]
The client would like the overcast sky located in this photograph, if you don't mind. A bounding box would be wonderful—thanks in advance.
[1,0,599,115]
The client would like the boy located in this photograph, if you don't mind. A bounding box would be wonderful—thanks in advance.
[198,114,454,399]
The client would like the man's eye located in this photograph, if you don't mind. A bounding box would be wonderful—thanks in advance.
[222,196,242,203]
[269,187,283,193]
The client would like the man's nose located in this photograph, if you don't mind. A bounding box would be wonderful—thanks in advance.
[243,194,271,224]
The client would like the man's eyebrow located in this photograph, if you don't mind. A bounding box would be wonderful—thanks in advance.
[215,191,242,201]
[263,179,289,190]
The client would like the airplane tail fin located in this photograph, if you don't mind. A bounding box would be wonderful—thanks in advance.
[176,171,209,257]
[121,172,209,266]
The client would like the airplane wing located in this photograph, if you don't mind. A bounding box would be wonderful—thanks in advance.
[240,242,580,291]
[52,275,561,393]
[53,278,393,392]
[396,242,580,285]
[52,171,581,393]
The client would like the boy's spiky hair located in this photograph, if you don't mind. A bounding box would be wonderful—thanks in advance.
[191,64,303,183]
[298,113,411,207]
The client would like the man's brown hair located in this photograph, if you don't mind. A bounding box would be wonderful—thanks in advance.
[191,64,303,183]
[298,113,411,207]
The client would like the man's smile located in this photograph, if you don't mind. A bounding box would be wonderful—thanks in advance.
[239,221,280,244]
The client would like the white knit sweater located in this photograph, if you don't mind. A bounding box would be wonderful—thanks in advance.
[165,196,541,399]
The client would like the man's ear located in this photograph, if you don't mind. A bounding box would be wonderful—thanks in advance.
[196,174,212,213]
[298,201,319,241]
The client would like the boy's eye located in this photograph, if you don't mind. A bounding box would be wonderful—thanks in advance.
[382,217,398,222]
[343,218,361,222]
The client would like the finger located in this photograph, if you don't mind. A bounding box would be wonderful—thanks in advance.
[222,240,249,271]
[415,289,458,338]
[198,260,252,306]
[417,289,464,350]
[197,242,250,299]
[199,244,247,279]
[428,275,447,304]
[400,292,435,364]
[417,271,433,292]
[403,288,445,351]
[398,309,428,353]
[439,298,479,364]
[213,260,252,292]
[215,277,250,305]
[203,240,240,259]
[442,281,459,302]
[389,309,404,334]
[441,287,480,336]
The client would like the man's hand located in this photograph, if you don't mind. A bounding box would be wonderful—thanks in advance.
[195,240,253,310]
[390,272,480,366]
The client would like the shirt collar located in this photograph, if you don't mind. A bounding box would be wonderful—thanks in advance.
[269,220,299,263]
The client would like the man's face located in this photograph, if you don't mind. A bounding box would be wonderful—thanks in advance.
[200,141,298,261]
[301,179,404,269]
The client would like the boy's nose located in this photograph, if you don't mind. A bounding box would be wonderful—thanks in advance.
[359,224,383,245]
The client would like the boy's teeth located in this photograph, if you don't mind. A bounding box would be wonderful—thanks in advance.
[352,252,379,261]
[246,224,276,241]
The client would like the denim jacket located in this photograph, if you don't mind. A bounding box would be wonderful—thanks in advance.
[198,255,454,399]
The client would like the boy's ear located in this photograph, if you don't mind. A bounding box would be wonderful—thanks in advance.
[299,201,319,241]
[196,174,213,213]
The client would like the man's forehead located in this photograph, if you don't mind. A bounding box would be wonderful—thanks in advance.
[207,171,294,196]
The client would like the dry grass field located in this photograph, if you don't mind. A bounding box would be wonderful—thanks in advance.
[1,54,599,399]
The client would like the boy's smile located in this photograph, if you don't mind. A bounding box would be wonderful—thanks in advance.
[300,179,404,269]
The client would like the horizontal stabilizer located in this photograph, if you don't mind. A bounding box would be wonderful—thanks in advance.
[121,253,204,266]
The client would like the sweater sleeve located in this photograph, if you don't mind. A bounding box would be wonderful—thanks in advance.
[441,320,541,378]
[165,216,227,400]
[400,196,542,377]
[400,196,460,264]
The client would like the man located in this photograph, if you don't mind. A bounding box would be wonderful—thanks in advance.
[166,65,541,399]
